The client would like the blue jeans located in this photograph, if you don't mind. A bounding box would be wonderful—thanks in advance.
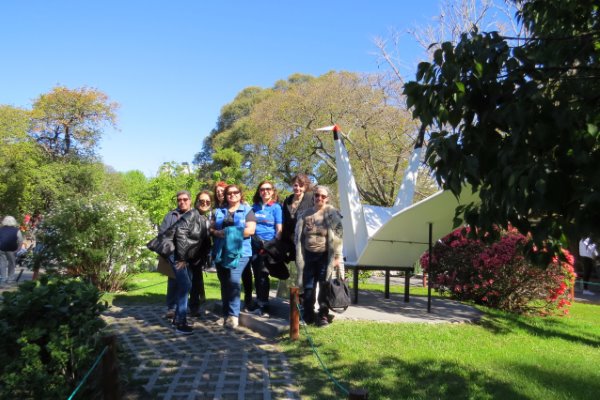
[170,255,192,325]
[217,256,250,318]
[251,253,270,307]
[302,250,329,320]
[166,277,177,310]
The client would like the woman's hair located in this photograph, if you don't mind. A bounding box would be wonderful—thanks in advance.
[194,190,213,208]
[213,181,228,206]
[313,185,331,198]
[291,173,313,192]
[252,180,279,205]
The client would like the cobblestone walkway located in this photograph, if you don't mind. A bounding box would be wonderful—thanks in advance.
[102,305,300,400]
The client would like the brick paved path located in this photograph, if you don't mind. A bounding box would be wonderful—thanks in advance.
[102,305,300,400]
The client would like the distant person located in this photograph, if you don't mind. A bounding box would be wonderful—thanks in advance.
[159,191,192,325]
[211,184,256,329]
[250,180,283,317]
[294,185,344,327]
[187,190,213,316]
[579,237,598,296]
[0,216,24,285]
[282,174,314,262]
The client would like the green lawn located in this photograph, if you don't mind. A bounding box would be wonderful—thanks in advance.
[109,272,600,400]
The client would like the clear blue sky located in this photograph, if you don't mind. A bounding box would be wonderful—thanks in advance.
[1,1,443,176]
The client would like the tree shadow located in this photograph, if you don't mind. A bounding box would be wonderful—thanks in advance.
[478,310,600,348]
[287,353,534,400]
[288,347,600,400]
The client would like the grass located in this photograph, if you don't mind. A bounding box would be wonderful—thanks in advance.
[101,271,222,306]
[108,272,600,399]
[281,302,600,400]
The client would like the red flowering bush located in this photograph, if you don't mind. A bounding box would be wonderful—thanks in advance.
[420,227,575,315]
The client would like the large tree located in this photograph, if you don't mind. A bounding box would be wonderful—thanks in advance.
[404,0,600,258]
[198,72,436,206]
[30,86,118,159]
[0,87,120,218]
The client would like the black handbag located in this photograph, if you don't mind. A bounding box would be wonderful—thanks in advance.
[323,278,351,313]
[146,226,176,258]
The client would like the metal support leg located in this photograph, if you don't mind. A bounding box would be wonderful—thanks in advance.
[385,269,390,299]
[404,271,410,302]
[353,267,359,304]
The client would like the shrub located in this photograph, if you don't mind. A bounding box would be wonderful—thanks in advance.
[34,195,155,291]
[0,276,107,399]
[420,227,575,315]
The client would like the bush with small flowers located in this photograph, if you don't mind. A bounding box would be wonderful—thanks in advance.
[420,227,575,315]
[34,195,155,291]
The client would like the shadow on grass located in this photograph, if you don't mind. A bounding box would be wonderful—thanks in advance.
[287,349,600,400]
[286,351,527,400]
[478,310,600,348]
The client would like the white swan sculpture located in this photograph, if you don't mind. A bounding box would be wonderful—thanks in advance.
[319,125,479,270]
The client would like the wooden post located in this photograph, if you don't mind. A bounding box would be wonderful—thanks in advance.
[102,335,120,400]
[349,388,369,399]
[290,287,300,341]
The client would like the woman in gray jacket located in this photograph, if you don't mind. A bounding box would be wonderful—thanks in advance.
[294,185,344,327]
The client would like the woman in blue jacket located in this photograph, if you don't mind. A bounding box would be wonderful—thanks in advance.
[210,184,256,329]
[250,180,283,316]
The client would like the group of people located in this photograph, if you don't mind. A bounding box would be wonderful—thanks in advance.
[158,174,345,335]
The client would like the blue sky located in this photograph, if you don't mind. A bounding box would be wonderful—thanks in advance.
[1,1,444,176]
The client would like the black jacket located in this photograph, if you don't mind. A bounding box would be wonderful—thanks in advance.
[281,192,314,260]
[174,209,210,262]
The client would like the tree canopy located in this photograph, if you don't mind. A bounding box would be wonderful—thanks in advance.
[30,86,118,159]
[404,0,600,258]
[197,71,436,206]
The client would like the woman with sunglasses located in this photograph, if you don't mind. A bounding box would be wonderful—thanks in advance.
[186,190,213,317]
[214,181,254,311]
[294,185,344,327]
[249,180,283,317]
[210,184,256,329]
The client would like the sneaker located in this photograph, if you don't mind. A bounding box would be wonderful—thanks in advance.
[316,316,330,328]
[252,306,270,318]
[244,302,259,312]
[225,316,239,329]
[165,309,175,319]
[175,323,193,335]
[582,289,595,296]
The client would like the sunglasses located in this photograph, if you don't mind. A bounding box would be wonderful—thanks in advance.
[198,200,211,206]
[226,190,241,196]
[259,187,273,192]
[177,197,190,202]
[314,193,328,199]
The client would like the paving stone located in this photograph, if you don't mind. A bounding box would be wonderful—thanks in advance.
[103,305,301,399]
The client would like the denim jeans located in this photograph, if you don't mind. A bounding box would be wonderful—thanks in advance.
[166,277,177,310]
[217,256,250,318]
[302,250,329,320]
[169,255,192,325]
[251,253,270,307]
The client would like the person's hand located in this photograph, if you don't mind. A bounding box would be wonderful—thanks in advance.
[176,261,187,270]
